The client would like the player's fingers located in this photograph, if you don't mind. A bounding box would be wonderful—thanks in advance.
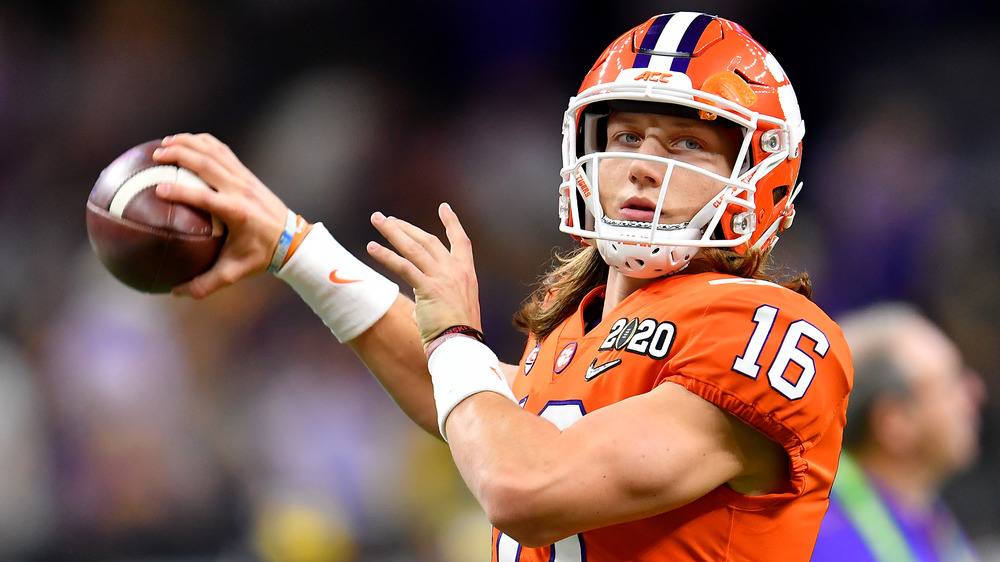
[153,134,288,228]
[370,212,443,273]
[172,276,209,299]
[438,202,474,267]
[172,246,261,299]
[174,269,234,299]
[365,240,427,289]
[152,143,242,195]
[158,133,247,179]
[154,181,224,218]
[385,213,452,259]
[396,211,464,266]
[156,179,286,267]
[172,265,229,299]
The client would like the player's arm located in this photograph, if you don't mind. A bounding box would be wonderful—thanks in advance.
[446,381,786,546]
[151,133,517,437]
[346,295,520,434]
[369,204,789,545]
[345,297,519,433]
[344,294,437,434]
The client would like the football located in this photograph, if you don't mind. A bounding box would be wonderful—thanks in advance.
[86,140,226,293]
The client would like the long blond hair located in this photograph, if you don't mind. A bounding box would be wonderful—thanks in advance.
[513,245,812,341]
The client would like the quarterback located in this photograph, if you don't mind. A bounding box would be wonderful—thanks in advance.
[153,12,853,561]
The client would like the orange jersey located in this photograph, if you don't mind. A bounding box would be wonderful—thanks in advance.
[493,272,852,561]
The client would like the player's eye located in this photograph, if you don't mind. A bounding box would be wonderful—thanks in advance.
[677,138,702,151]
[610,131,642,146]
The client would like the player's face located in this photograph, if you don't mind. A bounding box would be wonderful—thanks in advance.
[598,112,738,225]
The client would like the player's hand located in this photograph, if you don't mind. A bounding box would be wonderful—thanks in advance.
[152,133,288,299]
[367,203,482,348]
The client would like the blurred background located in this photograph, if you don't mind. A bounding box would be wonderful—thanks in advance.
[1,0,998,560]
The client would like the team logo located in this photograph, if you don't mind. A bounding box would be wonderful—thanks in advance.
[524,344,540,375]
[554,342,577,373]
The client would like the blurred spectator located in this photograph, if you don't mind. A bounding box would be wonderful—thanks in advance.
[39,250,240,558]
[813,302,985,561]
[0,336,55,558]
[222,322,488,561]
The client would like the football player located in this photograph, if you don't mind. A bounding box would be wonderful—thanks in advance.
[153,12,853,561]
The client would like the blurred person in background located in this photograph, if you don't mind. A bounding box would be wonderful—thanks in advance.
[39,251,239,559]
[812,302,985,562]
[0,335,55,557]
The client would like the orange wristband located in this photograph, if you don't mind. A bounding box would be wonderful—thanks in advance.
[282,214,311,268]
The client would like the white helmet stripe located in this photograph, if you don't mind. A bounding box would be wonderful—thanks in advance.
[635,12,713,73]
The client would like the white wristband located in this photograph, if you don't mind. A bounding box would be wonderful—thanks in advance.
[267,208,297,273]
[276,223,399,342]
[428,336,517,442]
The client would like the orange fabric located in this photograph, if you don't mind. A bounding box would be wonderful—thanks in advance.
[493,272,852,561]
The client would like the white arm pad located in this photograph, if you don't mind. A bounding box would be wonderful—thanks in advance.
[276,223,399,342]
[428,336,518,442]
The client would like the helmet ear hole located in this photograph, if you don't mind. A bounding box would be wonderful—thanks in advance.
[711,223,727,241]
[579,102,611,157]
[772,185,789,205]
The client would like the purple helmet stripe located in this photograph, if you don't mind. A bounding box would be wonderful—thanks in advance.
[632,13,673,69]
[669,13,714,73]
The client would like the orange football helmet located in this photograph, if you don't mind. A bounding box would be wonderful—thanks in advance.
[559,12,805,278]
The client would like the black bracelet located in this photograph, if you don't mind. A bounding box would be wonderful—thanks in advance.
[433,325,486,344]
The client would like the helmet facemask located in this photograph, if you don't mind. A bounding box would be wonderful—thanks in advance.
[560,88,778,278]
[565,147,755,279]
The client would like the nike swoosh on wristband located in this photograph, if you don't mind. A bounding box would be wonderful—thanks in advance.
[329,269,361,284]
[584,358,622,381]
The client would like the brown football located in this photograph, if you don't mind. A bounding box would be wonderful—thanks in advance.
[86,140,225,293]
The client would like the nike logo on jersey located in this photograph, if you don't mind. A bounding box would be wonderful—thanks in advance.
[329,269,361,284]
[585,358,622,381]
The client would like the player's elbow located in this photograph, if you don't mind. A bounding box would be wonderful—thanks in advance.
[476,473,574,547]
[493,521,570,548]
[485,505,571,547]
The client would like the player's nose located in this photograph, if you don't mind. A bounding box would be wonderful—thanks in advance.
[628,145,668,188]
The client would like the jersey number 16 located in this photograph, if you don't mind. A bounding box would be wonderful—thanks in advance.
[731,304,830,400]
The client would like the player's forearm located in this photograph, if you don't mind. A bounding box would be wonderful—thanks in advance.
[275,224,441,436]
[423,334,579,543]
[445,392,588,546]
[347,294,441,437]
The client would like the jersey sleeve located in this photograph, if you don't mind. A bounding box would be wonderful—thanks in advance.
[657,280,852,488]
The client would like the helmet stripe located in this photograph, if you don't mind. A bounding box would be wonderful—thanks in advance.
[633,13,672,69]
[634,12,715,73]
[670,13,714,72]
